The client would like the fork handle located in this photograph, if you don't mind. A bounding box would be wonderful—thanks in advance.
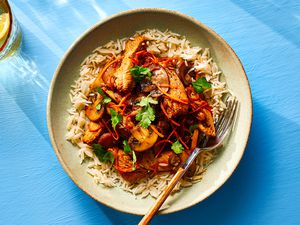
[138,167,186,225]
[139,148,201,225]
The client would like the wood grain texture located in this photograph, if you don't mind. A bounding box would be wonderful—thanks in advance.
[0,0,300,224]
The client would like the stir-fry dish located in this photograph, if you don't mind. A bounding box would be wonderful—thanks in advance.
[83,35,216,184]
[67,29,228,197]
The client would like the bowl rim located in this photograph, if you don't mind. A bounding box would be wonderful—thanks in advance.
[47,7,253,215]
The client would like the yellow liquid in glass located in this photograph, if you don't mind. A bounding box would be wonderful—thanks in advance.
[0,0,22,60]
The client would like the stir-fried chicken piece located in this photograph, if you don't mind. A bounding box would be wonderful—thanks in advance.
[163,69,189,118]
[111,147,148,183]
[114,36,145,92]
[150,67,169,97]
[119,168,148,183]
[114,148,135,172]
[83,122,104,144]
[198,108,216,136]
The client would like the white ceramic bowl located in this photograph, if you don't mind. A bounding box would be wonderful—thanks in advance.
[47,8,252,215]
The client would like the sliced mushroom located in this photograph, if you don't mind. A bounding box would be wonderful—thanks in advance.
[141,79,156,93]
[128,125,158,152]
[98,133,116,148]
[85,97,105,121]
[83,122,104,144]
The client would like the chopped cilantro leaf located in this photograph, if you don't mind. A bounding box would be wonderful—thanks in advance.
[109,108,122,130]
[136,96,158,107]
[102,97,112,104]
[171,140,184,154]
[135,97,157,128]
[123,140,132,154]
[96,87,105,96]
[136,106,155,128]
[123,140,136,171]
[96,87,112,104]
[132,150,137,171]
[92,144,114,163]
[130,66,152,82]
[95,104,101,111]
[192,77,211,93]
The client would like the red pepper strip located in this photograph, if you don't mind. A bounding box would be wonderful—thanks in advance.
[160,102,183,127]
[128,110,138,117]
[189,106,204,114]
[131,57,139,65]
[121,105,127,115]
[155,129,176,158]
[101,118,119,141]
[173,129,189,150]
[154,139,173,147]
[170,119,180,127]
[160,102,169,118]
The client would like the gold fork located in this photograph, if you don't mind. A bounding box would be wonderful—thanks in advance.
[139,97,239,225]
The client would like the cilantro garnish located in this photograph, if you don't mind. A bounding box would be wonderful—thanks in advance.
[123,140,136,171]
[123,140,132,154]
[135,97,158,128]
[171,140,184,154]
[132,151,137,171]
[92,144,114,163]
[137,97,158,107]
[130,66,152,82]
[109,108,122,130]
[95,104,101,111]
[96,87,112,104]
[192,77,211,93]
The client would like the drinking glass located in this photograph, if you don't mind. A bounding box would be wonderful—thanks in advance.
[0,0,22,61]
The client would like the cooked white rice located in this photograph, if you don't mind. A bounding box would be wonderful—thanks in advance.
[66,29,228,199]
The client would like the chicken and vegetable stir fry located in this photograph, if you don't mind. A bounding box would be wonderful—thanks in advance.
[83,36,216,183]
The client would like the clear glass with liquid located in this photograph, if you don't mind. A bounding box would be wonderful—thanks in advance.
[0,0,22,61]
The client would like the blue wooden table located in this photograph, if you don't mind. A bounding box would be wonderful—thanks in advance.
[1,0,300,224]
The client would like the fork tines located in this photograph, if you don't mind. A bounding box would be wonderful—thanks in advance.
[216,97,238,136]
